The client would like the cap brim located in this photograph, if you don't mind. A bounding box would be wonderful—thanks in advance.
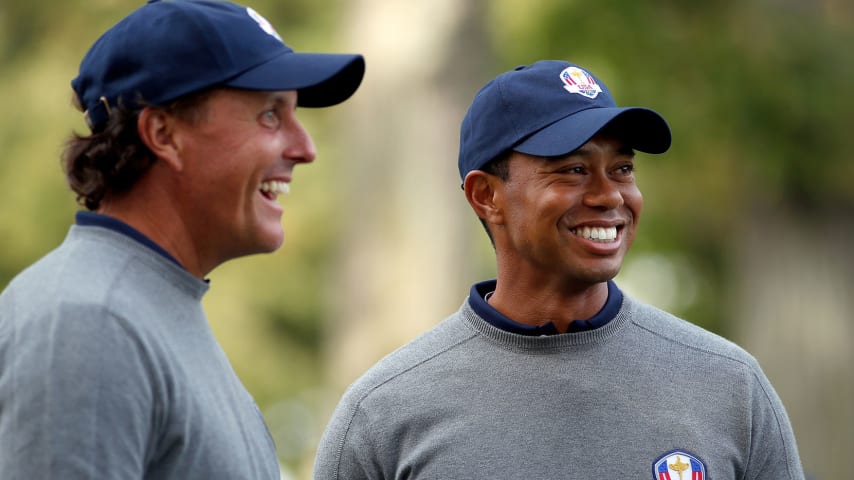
[224,52,365,107]
[513,107,671,157]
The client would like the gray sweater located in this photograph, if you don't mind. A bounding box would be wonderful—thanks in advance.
[315,294,804,479]
[0,224,279,479]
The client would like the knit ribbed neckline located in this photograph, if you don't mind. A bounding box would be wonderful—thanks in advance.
[457,295,635,351]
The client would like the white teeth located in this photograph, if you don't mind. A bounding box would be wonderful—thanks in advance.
[259,181,290,197]
[573,226,617,242]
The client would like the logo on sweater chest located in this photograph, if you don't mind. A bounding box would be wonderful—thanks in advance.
[652,450,706,480]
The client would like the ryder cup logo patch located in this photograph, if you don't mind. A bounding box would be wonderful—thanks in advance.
[246,7,283,43]
[653,450,707,480]
[559,66,603,99]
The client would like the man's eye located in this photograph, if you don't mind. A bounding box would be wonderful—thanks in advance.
[560,166,585,174]
[259,110,280,127]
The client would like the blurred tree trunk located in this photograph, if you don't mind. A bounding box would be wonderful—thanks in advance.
[730,207,854,479]
[324,0,494,390]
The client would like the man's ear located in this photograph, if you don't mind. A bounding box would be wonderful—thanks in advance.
[463,170,505,226]
[137,107,183,172]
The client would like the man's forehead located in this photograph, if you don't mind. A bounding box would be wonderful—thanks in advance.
[215,87,297,100]
[194,88,298,112]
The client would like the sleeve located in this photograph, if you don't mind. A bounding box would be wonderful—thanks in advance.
[313,395,384,480]
[0,301,156,479]
[744,362,806,480]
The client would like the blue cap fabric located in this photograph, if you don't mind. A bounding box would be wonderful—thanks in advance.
[72,0,365,131]
[458,60,670,179]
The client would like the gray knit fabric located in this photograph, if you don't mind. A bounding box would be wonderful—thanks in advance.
[0,225,280,479]
[315,294,804,479]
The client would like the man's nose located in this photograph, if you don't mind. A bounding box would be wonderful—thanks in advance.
[283,118,317,164]
[582,174,624,209]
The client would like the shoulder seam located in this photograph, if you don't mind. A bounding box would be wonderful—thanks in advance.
[631,319,751,367]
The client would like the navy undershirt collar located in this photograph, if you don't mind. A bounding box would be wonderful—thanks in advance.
[468,279,623,335]
[75,211,183,268]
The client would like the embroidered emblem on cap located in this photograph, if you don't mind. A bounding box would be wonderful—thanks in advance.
[652,450,706,480]
[559,66,603,99]
[246,7,283,42]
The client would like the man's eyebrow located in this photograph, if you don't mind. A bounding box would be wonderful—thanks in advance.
[264,91,297,108]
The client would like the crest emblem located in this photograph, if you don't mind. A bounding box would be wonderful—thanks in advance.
[559,66,603,99]
[246,7,283,43]
[653,450,706,480]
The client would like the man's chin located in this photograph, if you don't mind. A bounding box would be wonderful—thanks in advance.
[574,263,622,285]
[246,228,286,256]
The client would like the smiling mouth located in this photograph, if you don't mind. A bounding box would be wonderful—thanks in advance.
[259,180,290,200]
[570,226,618,243]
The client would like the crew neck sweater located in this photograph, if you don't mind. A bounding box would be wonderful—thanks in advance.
[314,292,804,479]
[0,224,279,479]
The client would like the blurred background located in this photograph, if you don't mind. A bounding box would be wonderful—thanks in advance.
[1,0,852,477]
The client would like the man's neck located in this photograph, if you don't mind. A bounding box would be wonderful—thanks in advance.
[97,193,208,278]
[487,280,610,333]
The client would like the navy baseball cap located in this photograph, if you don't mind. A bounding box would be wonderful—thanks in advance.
[72,0,365,131]
[458,60,670,179]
